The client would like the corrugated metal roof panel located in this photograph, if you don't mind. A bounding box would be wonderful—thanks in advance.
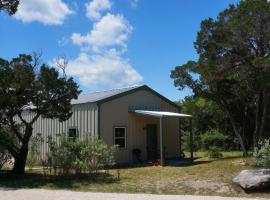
[134,110,192,118]
[71,85,142,104]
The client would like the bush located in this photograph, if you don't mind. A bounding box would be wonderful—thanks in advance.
[26,134,43,170]
[207,147,223,159]
[201,129,227,150]
[182,129,201,152]
[254,139,270,168]
[45,133,117,175]
[0,146,12,170]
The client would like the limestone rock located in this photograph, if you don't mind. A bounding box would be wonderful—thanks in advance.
[233,169,270,190]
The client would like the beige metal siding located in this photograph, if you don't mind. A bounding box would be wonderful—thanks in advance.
[14,103,98,159]
[100,89,180,164]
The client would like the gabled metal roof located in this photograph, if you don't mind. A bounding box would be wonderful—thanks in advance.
[71,84,180,109]
[71,85,142,104]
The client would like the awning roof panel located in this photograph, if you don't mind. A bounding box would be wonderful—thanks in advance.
[134,110,192,118]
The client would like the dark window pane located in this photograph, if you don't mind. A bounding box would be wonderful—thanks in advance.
[115,127,125,137]
[115,138,125,148]
[68,128,77,138]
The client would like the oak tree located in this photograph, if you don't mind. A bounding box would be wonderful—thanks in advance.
[0,0,19,15]
[171,0,270,155]
[0,54,80,174]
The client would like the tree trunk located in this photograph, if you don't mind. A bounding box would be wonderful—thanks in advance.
[12,125,33,174]
[228,113,248,157]
[258,92,269,140]
[223,103,248,157]
[253,93,262,148]
[12,145,28,174]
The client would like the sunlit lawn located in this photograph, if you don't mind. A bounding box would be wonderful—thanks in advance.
[0,151,269,198]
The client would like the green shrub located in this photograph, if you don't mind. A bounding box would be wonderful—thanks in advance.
[254,139,270,168]
[0,146,12,170]
[26,134,43,170]
[45,133,117,175]
[182,130,201,152]
[201,129,227,150]
[207,147,223,159]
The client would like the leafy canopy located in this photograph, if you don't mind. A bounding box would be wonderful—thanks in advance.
[0,54,81,174]
[0,0,19,15]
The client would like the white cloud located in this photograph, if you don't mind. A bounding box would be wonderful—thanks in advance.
[67,0,142,88]
[58,36,69,47]
[65,51,142,87]
[130,0,139,8]
[71,13,132,52]
[14,0,73,25]
[85,0,111,21]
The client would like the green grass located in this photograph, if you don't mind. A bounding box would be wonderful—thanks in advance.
[0,152,269,198]
[190,151,247,158]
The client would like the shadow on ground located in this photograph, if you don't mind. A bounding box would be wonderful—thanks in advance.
[0,171,118,190]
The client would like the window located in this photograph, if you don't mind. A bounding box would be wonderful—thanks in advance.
[114,127,126,148]
[68,127,78,140]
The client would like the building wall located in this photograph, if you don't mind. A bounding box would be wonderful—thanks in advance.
[15,103,98,159]
[100,89,180,163]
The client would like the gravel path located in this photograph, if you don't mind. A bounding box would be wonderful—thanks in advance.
[0,188,268,200]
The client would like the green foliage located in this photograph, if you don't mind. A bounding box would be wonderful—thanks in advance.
[0,0,19,15]
[26,134,43,171]
[0,146,12,170]
[254,139,270,168]
[44,133,117,176]
[179,96,232,135]
[201,129,228,150]
[182,130,201,152]
[171,0,270,155]
[207,147,223,159]
[179,96,240,152]
[0,54,80,174]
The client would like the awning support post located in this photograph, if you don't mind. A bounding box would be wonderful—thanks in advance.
[159,117,164,166]
[189,118,193,161]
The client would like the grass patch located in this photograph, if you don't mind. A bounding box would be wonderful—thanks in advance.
[0,152,269,198]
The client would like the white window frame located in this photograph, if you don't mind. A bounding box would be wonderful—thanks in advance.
[114,126,127,149]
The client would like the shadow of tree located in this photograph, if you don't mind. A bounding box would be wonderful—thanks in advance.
[0,171,117,189]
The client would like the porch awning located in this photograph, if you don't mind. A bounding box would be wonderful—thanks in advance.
[134,109,193,166]
[134,110,192,118]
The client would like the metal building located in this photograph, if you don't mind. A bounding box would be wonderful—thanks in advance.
[17,85,192,165]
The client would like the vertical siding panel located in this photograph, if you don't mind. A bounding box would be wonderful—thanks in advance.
[14,103,97,160]
[94,107,98,137]
[84,104,88,134]
[88,106,92,135]
[91,107,95,136]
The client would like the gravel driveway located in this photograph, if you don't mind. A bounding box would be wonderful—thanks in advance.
[0,188,268,200]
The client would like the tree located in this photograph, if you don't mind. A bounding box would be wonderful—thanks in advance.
[0,54,80,174]
[171,0,270,155]
[179,96,231,134]
[0,0,19,15]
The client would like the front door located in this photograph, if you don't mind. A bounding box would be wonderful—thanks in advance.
[146,124,158,161]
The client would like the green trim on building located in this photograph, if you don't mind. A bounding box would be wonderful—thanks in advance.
[97,85,180,110]
[95,85,180,139]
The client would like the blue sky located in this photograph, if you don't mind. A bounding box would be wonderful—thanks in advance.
[0,0,239,101]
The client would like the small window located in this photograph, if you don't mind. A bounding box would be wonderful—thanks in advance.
[68,127,78,139]
[114,127,126,148]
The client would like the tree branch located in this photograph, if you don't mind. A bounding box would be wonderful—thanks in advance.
[30,113,40,125]
[8,116,23,141]
[17,112,28,125]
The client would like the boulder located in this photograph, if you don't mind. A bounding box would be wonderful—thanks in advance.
[233,169,270,190]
